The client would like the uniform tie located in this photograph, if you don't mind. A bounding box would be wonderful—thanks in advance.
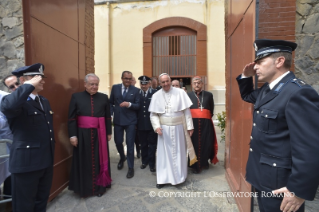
[144,91,147,97]
[261,85,270,99]
[35,96,43,109]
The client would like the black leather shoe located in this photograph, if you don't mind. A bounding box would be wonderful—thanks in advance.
[137,152,141,158]
[140,164,148,169]
[126,168,134,178]
[117,158,126,170]
[96,193,103,197]
[156,184,164,189]
[150,167,156,172]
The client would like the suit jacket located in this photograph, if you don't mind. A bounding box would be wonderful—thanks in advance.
[237,72,319,200]
[137,88,156,131]
[0,84,55,173]
[109,84,140,126]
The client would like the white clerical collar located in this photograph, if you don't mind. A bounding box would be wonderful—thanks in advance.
[269,71,290,90]
[29,93,38,100]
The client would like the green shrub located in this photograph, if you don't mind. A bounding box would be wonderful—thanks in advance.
[216,111,226,142]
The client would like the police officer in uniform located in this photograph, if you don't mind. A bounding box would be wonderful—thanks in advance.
[1,63,55,212]
[137,76,157,172]
[237,39,319,212]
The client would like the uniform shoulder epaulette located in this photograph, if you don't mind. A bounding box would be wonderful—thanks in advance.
[291,78,308,87]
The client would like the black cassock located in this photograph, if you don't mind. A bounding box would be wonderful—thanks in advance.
[68,91,112,197]
[188,90,218,172]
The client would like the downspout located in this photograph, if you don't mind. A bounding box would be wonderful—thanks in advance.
[107,2,112,95]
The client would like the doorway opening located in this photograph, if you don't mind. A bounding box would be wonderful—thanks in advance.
[171,77,191,92]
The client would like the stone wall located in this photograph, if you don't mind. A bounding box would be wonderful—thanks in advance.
[295,0,319,92]
[0,0,24,91]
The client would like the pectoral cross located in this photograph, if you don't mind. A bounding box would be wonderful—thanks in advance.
[200,105,204,111]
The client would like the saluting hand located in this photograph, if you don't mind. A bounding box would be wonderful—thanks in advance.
[24,75,43,87]
[272,187,305,212]
[70,137,78,147]
[242,62,256,77]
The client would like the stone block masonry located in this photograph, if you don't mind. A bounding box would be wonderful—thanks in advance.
[295,0,319,93]
[0,0,24,91]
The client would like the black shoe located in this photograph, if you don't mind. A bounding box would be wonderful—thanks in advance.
[156,184,164,189]
[140,164,148,169]
[150,167,156,172]
[96,193,103,197]
[127,168,134,178]
[137,152,141,158]
[117,158,126,170]
[192,169,200,174]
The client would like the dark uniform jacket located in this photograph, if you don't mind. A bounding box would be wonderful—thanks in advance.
[109,84,140,126]
[0,84,55,174]
[137,88,156,131]
[237,72,319,201]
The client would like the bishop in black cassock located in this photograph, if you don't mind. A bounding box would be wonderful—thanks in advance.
[68,74,112,197]
[188,76,218,174]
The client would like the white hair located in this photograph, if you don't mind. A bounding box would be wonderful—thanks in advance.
[158,73,171,81]
[84,73,100,82]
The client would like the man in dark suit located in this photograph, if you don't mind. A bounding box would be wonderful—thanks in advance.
[1,63,55,212]
[237,39,319,212]
[110,71,140,178]
[137,76,157,172]
[3,75,20,92]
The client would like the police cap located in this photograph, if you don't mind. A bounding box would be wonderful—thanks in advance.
[12,63,45,77]
[254,39,297,61]
[138,75,151,85]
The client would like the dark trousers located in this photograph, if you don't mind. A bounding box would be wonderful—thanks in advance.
[114,124,136,168]
[138,130,157,168]
[255,188,305,212]
[134,129,140,154]
[3,175,11,197]
[11,166,53,212]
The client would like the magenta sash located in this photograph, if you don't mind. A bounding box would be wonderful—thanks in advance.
[78,116,112,187]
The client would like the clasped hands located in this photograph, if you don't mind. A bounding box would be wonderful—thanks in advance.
[155,128,193,137]
[119,101,130,108]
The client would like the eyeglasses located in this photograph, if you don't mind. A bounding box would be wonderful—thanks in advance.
[8,82,20,90]
[122,78,132,81]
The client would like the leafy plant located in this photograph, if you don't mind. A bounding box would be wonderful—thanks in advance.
[216,111,226,142]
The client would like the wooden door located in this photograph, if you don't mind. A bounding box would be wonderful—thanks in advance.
[22,0,89,201]
[225,0,256,211]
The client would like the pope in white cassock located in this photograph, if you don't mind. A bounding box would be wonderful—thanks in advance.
[149,73,197,189]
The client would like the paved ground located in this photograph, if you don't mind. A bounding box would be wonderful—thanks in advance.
[46,128,240,212]
[45,127,319,212]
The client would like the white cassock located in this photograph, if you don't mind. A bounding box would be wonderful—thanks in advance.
[149,87,196,185]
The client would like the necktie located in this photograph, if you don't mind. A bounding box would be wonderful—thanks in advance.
[123,88,127,98]
[144,91,147,97]
[261,85,270,99]
[35,96,42,109]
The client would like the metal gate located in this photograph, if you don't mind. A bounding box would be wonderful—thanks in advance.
[152,34,197,77]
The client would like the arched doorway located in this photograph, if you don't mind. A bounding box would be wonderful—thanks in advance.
[143,17,207,79]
